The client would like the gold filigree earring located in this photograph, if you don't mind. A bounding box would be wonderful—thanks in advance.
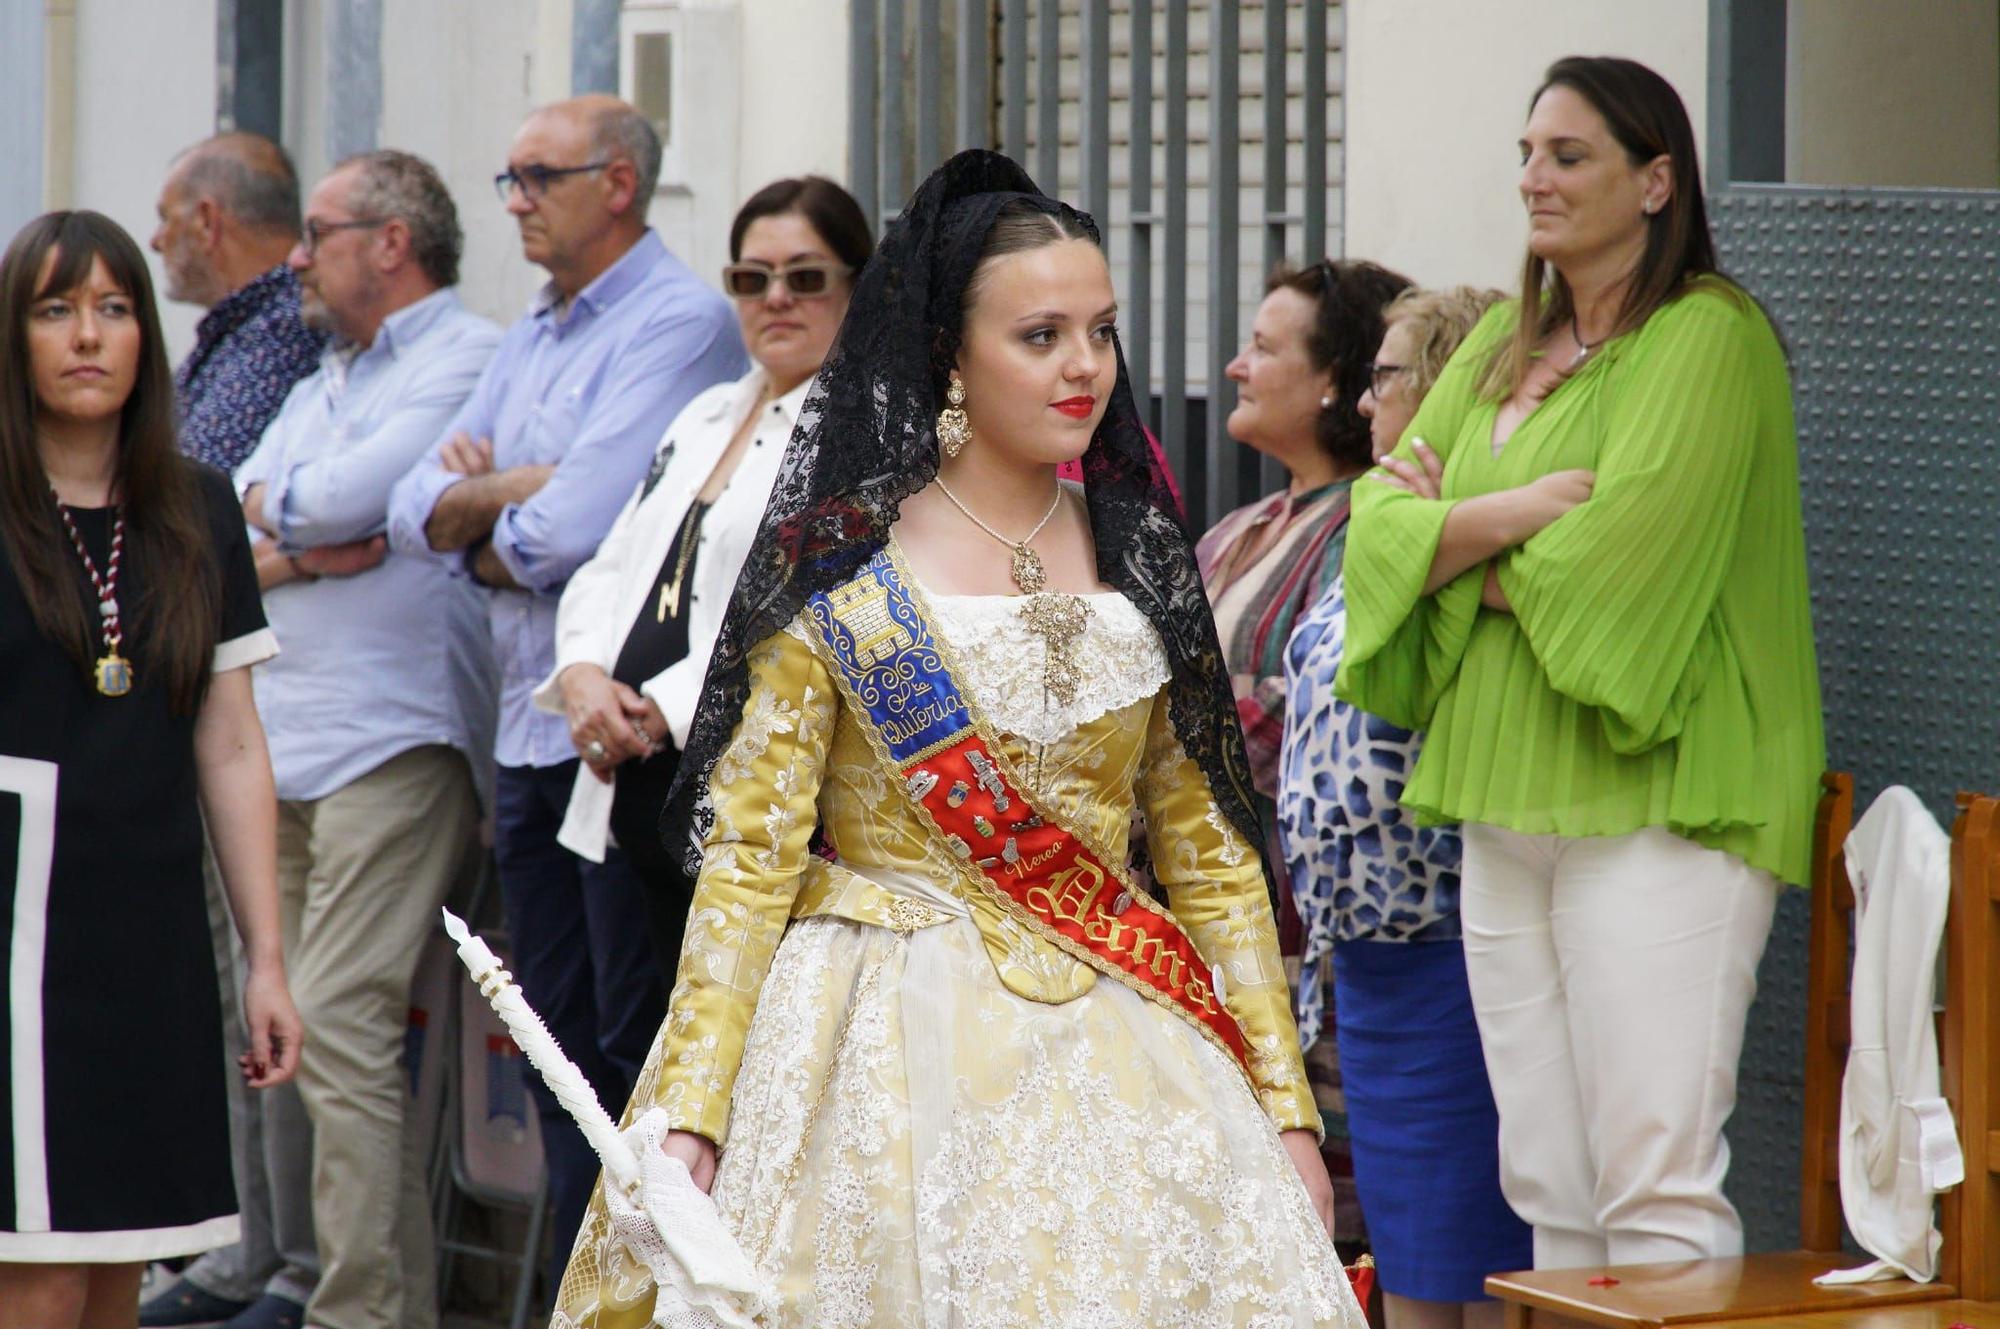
[936,378,970,458]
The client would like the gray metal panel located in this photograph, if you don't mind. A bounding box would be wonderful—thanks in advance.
[224,0,285,140]
[1035,0,1059,191]
[324,0,382,160]
[1262,0,1287,279]
[1205,1,1241,520]
[1303,0,1328,262]
[1126,0,1153,425]
[957,0,992,152]
[850,0,880,224]
[917,0,941,170]
[0,1,43,240]
[1001,0,1027,161]
[1712,183,2000,1251]
[571,0,621,95]
[1163,3,1191,515]
[882,0,906,215]
[1080,0,1110,226]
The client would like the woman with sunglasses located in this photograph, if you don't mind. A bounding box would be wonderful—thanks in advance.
[1194,255,1411,1247]
[537,177,871,980]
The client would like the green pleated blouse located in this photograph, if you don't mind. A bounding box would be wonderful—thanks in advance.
[1334,281,1825,887]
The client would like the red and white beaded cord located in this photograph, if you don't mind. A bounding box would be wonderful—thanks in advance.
[52,490,132,696]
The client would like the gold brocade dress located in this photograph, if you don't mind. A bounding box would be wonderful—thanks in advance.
[552,574,1365,1329]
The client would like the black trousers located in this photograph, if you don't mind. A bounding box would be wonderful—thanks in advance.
[607,744,698,983]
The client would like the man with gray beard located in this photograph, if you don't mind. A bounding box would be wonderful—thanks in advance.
[231,149,499,1329]
[150,132,326,475]
[142,131,327,1329]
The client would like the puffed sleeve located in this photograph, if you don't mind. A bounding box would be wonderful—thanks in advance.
[650,620,837,1145]
[1334,305,1512,729]
[196,463,279,673]
[1134,696,1320,1136]
[1493,286,1782,754]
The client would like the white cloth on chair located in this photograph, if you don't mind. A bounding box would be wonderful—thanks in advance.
[1815,786,1965,1287]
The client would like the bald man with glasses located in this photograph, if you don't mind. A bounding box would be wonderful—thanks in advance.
[387,95,745,1288]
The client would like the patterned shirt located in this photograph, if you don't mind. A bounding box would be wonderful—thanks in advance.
[1277,578,1462,1047]
[174,265,327,474]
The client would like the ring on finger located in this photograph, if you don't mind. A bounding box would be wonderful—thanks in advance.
[584,738,609,763]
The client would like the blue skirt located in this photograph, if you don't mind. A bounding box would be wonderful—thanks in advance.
[1333,937,1530,1302]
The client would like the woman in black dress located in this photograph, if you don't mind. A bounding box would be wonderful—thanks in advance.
[0,212,302,1329]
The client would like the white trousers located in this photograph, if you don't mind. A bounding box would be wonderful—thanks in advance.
[1460,824,1779,1269]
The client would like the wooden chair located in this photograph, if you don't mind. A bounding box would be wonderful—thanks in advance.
[1483,774,1997,1328]
[1939,791,1999,1303]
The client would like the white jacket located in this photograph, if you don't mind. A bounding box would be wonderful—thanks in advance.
[532,367,810,862]
[1817,786,1964,1285]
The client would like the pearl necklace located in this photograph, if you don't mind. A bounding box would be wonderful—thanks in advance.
[933,477,1063,595]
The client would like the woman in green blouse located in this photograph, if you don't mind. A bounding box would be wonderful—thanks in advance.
[1336,56,1823,1270]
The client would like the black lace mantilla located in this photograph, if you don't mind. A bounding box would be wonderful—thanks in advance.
[662,149,1265,877]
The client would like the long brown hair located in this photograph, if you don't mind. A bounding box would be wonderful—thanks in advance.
[1481,56,1724,402]
[0,211,218,712]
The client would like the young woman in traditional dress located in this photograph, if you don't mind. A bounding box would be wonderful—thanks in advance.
[548,151,1367,1329]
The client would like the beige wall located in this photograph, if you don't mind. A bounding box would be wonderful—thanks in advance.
[1343,0,1709,289]
[1786,0,2000,189]
[377,0,571,328]
[63,0,220,358]
[738,0,849,194]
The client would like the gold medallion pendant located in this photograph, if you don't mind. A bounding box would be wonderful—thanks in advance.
[1009,543,1047,595]
[1019,593,1092,707]
[94,652,134,698]
[53,489,134,700]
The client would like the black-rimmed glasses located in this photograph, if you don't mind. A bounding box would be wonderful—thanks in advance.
[720,262,853,299]
[301,217,388,255]
[493,160,611,203]
[1366,362,1407,397]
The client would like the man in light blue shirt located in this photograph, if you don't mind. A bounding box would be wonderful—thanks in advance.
[236,150,499,1329]
[386,95,746,1282]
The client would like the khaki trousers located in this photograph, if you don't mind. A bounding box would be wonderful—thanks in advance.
[277,745,479,1329]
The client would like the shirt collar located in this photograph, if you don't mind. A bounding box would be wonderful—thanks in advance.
[365,287,462,361]
[530,229,665,324]
[194,263,297,344]
[697,366,817,428]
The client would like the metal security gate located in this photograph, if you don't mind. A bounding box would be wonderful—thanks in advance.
[848,0,1342,529]
[1706,0,2000,1254]
[1714,184,2000,1253]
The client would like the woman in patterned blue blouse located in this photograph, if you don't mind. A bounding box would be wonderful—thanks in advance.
[1277,285,1528,1329]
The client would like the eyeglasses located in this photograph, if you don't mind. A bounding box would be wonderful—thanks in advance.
[1366,362,1407,397]
[720,262,852,299]
[301,217,387,255]
[493,160,611,203]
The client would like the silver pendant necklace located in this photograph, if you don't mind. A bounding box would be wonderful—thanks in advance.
[1569,310,1605,370]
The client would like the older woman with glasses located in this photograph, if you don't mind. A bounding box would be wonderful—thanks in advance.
[1277,285,1531,1329]
[535,176,872,980]
[1195,256,1411,1244]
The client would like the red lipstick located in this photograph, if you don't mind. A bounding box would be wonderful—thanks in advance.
[1052,396,1096,418]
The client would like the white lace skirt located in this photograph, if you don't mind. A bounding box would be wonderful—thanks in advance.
[681,913,1363,1329]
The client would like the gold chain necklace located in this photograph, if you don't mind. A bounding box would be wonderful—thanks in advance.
[655,500,709,622]
[932,477,1062,594]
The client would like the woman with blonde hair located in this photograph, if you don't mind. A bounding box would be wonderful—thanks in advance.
[1279,283,1529,1329]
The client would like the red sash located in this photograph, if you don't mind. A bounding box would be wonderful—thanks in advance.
[805,549,1253,1073]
